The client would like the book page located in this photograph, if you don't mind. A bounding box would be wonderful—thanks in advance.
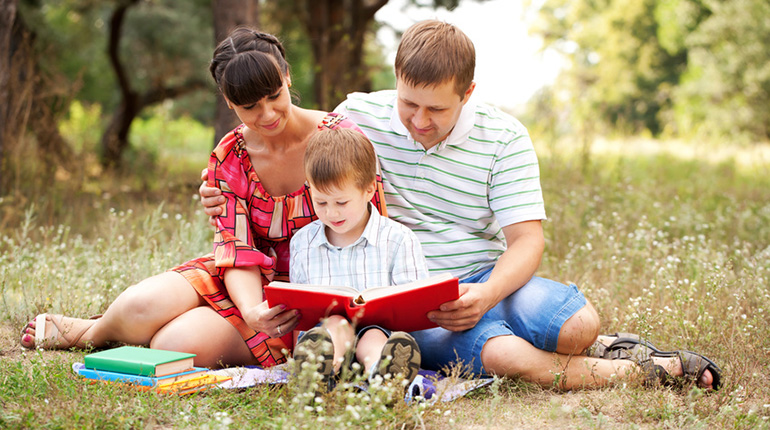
[357,273,454,302]
[267,281,358,296]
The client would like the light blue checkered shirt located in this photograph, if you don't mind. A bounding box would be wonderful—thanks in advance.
[289,203,429,291]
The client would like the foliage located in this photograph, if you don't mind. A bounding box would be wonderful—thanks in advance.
[672,0,770,142]
[1,140,769,427]
[526,0,770,143]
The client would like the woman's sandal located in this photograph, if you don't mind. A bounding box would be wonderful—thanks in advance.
[639,350,722,391]
[20,314,101,350]
[586,332,659,360]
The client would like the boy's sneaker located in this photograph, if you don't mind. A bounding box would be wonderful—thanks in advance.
[370,331,421,385]
[293,326,335,387]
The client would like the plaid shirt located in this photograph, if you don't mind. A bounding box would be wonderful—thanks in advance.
[289,203,428,291]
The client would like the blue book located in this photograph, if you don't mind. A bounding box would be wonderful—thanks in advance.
[75,363,210,387]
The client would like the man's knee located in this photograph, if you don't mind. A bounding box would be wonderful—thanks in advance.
[557,302,600,355]
[479,335,529,377]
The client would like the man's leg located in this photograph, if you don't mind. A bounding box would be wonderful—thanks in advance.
[555,301,600,355]
[480,334,641,389]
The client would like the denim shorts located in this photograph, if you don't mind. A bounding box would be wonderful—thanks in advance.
[409,268,587,376]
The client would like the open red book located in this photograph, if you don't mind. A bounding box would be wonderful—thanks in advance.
[264,273,459,332]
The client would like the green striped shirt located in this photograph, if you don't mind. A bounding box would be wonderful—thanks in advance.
[336,90,546,279]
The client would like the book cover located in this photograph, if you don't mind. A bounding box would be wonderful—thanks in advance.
[156,373,233,395]
[83,346,196,377]
[76,365,210,387]
[264,273,459,332]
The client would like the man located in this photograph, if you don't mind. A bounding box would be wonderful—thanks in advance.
[201,20,719,390]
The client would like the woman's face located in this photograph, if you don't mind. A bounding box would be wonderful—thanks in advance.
[229,77,293,137]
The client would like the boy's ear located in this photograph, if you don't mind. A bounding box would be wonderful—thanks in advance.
[365,180,377,199]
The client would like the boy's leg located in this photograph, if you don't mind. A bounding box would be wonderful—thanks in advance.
[356,326,388,372]
[321,315,356,372]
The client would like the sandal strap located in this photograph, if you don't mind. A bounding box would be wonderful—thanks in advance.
[638,358,668,387]
[676,350,722,390]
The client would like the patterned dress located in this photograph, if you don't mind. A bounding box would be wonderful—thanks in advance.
[172,113,386,367]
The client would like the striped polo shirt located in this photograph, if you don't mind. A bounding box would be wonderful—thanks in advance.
[335,90,546,279]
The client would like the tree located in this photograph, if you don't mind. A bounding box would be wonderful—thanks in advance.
[100,0,212,168]
[286,0,389,110]
[672,0,770,141]
[211,0,259,143]
[2,1,77,192]
[527,0,686,137]
[0,0,18,186]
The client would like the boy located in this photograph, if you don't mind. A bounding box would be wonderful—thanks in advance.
[289,127,427,386]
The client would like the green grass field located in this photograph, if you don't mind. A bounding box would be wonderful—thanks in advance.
[1,138,769,429]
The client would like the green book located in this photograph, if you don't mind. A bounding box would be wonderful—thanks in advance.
[84,346,196,377]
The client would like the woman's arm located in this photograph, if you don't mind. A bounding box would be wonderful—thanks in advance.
[224,267,299,338]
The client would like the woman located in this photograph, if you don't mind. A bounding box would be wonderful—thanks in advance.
[20,27,385,368]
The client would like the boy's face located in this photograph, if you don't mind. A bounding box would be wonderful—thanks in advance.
[396,78,475,150]
[310,180,376,247]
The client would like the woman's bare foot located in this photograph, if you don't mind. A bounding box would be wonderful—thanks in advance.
[20,314,98,350]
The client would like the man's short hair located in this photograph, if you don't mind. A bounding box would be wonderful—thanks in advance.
[304,128,376,193]
[394,20,475,98]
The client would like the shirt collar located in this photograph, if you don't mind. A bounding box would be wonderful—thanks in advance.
[309,202,381,250]
[390,92,477,152]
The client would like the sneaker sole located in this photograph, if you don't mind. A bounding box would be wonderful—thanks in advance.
[377,331,421,383]
[294,327,335,381]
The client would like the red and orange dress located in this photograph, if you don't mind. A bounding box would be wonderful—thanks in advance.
[172,113,386,367]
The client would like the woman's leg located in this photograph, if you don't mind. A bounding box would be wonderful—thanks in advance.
[21,271,204,349]
[151,306,259,368]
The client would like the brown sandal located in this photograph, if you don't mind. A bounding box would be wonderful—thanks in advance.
[20,314,101,350]
[640,350,722,391]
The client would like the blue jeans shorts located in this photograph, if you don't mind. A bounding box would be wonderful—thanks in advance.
[409,268,587,376]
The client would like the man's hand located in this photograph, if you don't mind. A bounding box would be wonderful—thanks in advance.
[426,283,496,332]
[198,168,225,226]
[242,300,301,339]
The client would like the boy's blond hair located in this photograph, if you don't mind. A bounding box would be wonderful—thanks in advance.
[394,20,475,98]
[304,128,376,193]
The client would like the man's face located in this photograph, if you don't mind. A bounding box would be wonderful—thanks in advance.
[396,78,475,150]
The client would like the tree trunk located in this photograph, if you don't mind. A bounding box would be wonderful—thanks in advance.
[211,0,260,145]
[100,0,209,168]
[0,0,18,188]
[299,0,387,110]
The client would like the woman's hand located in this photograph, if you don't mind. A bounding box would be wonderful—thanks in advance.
[242,300,301,338]
[198,168,225,227]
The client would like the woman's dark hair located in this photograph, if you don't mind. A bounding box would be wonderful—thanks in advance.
[209,27,290,106]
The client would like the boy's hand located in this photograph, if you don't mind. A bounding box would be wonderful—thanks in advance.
[242,300,301,339]
[199,168,225,226]
[427,283,494,332]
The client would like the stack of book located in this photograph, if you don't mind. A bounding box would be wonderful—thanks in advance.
[76,346,230,395]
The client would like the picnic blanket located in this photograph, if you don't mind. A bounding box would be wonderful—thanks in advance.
[74,362,493,404]
[207,364,493,404]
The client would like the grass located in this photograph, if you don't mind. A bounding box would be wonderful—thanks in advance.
[1,136,769,429]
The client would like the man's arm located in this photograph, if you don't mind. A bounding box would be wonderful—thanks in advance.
[426,219,544,331]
